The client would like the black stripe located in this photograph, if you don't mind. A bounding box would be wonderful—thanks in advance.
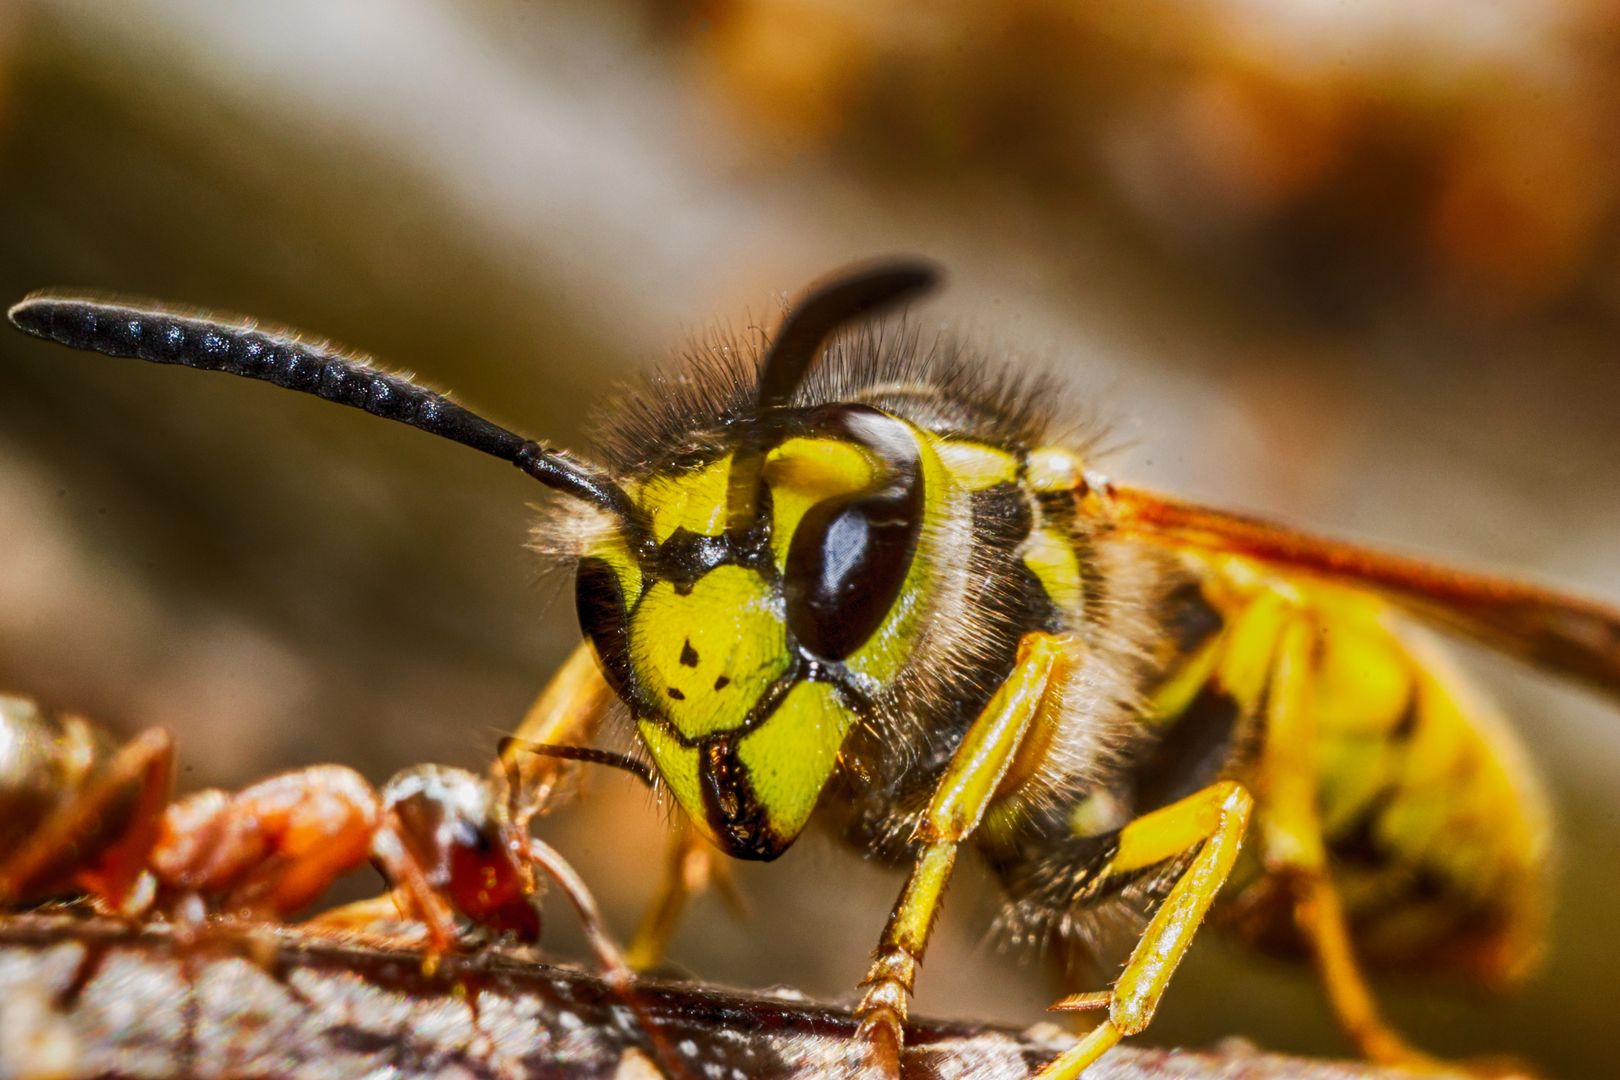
[1131,684,1243,815]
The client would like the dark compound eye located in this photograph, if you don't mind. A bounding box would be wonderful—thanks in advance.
[784,408,924,661]
[574,556,634,695]
[786,493,920,659]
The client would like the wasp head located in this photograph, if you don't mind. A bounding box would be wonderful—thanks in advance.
[570,262,941,860]
[574,398,936,858]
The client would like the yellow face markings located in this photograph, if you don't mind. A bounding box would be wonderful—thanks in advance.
[932,437,1017,491]
[640,455,733,542]
[764,437,875,566]
[766,437,873,492]
[1019,526,1083,615]
[628,565,788,739]
[736,681,855,843]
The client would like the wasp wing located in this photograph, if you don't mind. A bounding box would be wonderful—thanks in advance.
[1102,485,1620,700]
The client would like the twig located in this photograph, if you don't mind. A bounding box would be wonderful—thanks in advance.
[0,914,1443,1079]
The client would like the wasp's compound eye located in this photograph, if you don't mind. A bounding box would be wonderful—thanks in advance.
[575,557,633,694]
[785,483,921,661]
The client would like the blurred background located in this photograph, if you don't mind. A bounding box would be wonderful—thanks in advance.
[0,0,1617,1072]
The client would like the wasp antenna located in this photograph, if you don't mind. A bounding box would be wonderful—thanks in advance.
[8,291,638,521]
[756,258,941,410]
[728,259,941,532]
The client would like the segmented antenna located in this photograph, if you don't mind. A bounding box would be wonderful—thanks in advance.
[755,258,941,411]
[6,292,636,520]
[728,258,941,533]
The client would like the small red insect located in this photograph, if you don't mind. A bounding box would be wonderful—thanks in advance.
[0,693,632,985]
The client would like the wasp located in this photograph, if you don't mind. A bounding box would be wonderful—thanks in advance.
[10,262,1616,1076]
[0,692,641,994]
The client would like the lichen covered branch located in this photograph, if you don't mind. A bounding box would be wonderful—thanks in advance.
[0,915,1441,1079]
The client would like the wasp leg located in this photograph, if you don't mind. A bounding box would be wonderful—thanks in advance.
[498,641,617,825]
[1040,780,1255,1078]
[0,726,174,911]
[325,646,614,948]
[853,631,1071,1074]
[1255,614,1443,1068]
[501,640,736,975]
[626,816,747,972]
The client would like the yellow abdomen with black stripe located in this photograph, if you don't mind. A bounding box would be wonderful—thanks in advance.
[1169,563,1553,983]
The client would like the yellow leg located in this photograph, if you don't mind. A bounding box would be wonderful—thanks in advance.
[496,642,616,825]
[853,632,1071,1074]
[1040,780,1254,1079]
[1255,613,1440,1068]
[624,816,747,971]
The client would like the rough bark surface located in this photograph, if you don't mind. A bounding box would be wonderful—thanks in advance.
[0,914,1442,1079]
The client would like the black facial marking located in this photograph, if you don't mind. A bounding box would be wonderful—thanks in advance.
[640,659,810,750]
[656,527,735,588]
[653,522,777,593]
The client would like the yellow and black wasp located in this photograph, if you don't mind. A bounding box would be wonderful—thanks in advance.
[10,261,1617,1076]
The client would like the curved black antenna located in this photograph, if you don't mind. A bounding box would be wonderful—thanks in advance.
[7,292,638,523]
[728,258,941,534]
[755,258,941,411]
[497,736,656,789]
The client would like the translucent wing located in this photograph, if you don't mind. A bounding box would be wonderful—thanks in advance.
[1103,485,1620,700]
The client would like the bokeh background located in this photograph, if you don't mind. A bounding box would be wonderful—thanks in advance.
[0,0,1617,1073]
